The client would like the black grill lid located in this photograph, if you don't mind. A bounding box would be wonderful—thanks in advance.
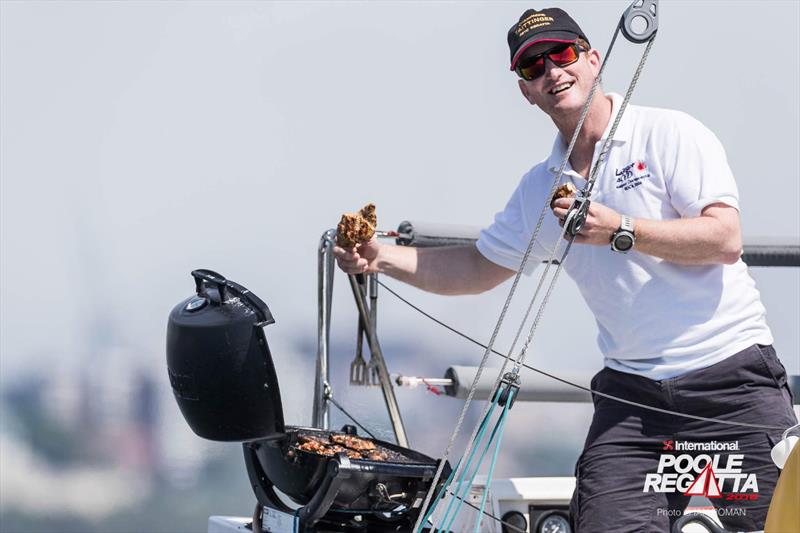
[166,270,284,441]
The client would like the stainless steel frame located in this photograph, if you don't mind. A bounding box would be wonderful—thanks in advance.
[312,229,336,430]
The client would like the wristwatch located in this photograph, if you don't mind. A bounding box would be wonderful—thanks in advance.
[611,215,636,253]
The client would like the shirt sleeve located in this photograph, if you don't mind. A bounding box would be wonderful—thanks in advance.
[665,113,740,218]
[476,174,550,275]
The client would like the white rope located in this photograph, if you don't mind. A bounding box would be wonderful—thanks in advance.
[414,16,660,531]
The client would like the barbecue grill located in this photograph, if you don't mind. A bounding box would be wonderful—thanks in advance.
[167,270,449,532]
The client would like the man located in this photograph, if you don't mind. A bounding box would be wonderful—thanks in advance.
[334,7,796,532]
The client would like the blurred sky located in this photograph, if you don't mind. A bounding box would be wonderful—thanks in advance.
[2,0,799,474]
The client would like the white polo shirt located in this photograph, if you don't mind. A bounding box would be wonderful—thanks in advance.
[477,93,773,380]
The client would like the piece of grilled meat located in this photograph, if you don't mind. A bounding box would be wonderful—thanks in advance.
[330,434,376,452]
[294,432,393,461]
[336,203,377,248]
[550,183,578,209]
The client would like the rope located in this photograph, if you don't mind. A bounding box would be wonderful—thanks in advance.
[500,31,619,370]
[471,389,513,533]
[513,36,656,373]
[410,161,552,531]
[377,279,785,431]
[506,37,658,373]
[437,488,528,533]
[436,389,507,530]
[415,27,662,531]
[412,25,645,532]
[423,392,502,529]
[412,27,629,533]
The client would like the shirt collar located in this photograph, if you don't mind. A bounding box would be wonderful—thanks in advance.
[546,92,632,175]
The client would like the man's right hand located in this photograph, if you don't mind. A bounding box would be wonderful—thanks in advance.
[333,236,382,275]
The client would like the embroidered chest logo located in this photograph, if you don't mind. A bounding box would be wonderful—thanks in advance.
[615,160,651,191]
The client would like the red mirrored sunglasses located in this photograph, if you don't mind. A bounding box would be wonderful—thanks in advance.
[515,42,584,81]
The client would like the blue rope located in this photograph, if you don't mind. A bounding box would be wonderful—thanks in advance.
[417,389,501,532]
[435,385,505,530]
[472,389,514,533]
[417,454,461,531]
[440,419,500,532]
[440,400,510,532]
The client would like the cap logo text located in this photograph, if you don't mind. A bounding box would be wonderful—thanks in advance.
[516,14,554,38]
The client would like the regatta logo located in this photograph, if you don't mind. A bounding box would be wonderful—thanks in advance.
[615,160,651,191]
[644,441,759,501]
[685,463,723,498]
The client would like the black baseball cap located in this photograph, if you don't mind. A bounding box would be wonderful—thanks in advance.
[508,8,590,70]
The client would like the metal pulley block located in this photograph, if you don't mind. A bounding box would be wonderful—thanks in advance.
[621,0,658,43]
[494,372,522,409]
[564,197,591,237]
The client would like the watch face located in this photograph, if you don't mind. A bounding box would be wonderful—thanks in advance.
[614,234,634,251]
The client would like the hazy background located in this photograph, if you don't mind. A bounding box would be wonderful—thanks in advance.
[1,1,798,531]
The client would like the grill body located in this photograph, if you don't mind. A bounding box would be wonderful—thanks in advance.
[166,271,449,530]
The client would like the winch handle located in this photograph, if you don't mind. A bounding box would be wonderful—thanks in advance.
[620,0,658,44]
[191,269,228,303]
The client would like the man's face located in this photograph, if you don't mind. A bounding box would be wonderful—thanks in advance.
[516,41,602,119]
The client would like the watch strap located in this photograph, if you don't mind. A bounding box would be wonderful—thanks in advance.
[620,214,634,233]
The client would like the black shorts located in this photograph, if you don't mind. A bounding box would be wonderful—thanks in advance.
[569,344,797,533]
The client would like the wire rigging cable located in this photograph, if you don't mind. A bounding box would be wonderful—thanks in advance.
[412,3,667,529]
[412,27,623,533]
[376,279,785,432]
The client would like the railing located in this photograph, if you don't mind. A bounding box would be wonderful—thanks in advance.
[312,221,800,443]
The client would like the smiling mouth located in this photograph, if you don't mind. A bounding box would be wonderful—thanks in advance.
[549,82,574,95]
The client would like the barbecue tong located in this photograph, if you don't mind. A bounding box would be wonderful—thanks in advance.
[349,273,380,386]
[350,275,369,385]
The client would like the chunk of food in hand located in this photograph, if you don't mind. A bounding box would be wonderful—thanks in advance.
[550,183,578,208]
[337,203,377,248]
[359,203,377,229]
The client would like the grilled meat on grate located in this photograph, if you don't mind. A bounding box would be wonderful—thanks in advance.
[296,435,327,454]
[291,432,412,462]
[366,450,389,461]
[330,434,376,452]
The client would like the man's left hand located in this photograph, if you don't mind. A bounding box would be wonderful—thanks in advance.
[552,198,621,245]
